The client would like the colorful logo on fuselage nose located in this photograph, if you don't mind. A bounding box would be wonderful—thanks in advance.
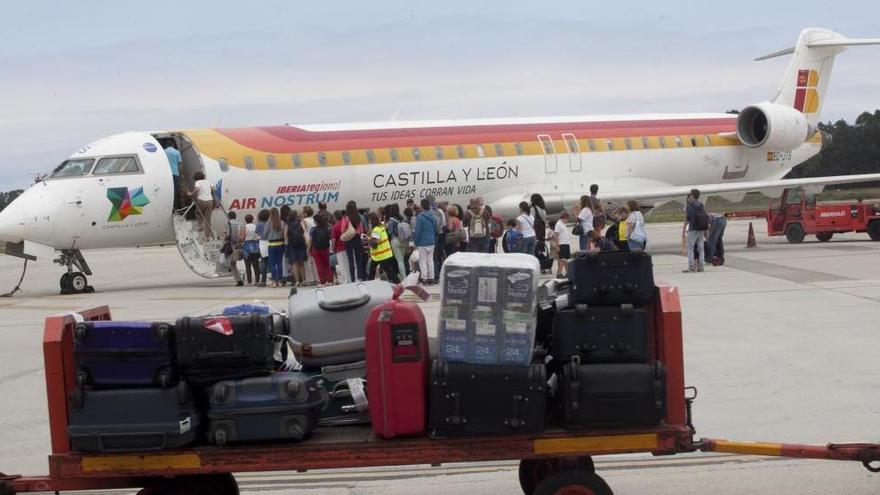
[794,69,820,114]
[107,186,150,221]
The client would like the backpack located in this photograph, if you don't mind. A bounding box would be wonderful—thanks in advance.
[432,209,444,234]
[691,203,709,231]
[310,226,331,250]
[397,220,413,243]
[489,215,504,238]
[287,219,306,248]
[470,215,487,238]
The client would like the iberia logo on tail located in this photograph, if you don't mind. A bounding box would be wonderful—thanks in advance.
[794,69,820,113]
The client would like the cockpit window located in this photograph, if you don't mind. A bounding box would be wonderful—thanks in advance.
[92,156,141,175]
[49,158,95,178]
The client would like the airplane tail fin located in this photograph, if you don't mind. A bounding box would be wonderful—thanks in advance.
[758,28,880,127]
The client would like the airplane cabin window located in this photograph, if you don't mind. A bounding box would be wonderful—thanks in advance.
[218,158,229,172]
[624,138,633,150]
[266,155,277,170]
[587,140,597,152]
[412,148,421,161]
[49,158,95,178]
[605,138,614,151]
[659,137,667,148]
[641,137,650,149]
[318,152,328,167]
[92,156,141,175]
[494,143,504,156]
[434,146,444,159]
[456,145,465,159]
[244,156,255,170]
[514,142,524,155]
[342,151,352,165]
[292,154,302,168]
[476,144,485,157]
[674,136,683,147]
[389,149,399,162]
[690,136,698,147]
[703,135,712,146]
[366,150,376,164]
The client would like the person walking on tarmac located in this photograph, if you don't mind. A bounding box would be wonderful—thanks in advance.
[367,212,401,283]
[414,198,438,285]
[706,212,727,266]
[683,189,710,272]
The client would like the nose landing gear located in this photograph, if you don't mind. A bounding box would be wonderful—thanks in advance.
[55,250,94,294]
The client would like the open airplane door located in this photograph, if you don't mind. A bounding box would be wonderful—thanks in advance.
[172,204,231,279]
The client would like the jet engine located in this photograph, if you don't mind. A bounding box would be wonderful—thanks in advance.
[735,101,812,150]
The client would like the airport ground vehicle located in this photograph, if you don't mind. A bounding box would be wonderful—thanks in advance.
[729,187,880,243]
[2,289,880,495]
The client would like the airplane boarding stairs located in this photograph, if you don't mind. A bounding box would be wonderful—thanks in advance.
[172,204,233,279]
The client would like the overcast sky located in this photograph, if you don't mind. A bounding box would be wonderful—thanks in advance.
[1,1,878,189]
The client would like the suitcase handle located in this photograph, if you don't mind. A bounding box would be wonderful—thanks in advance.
[318,294,371,311]
[97,432,166,452]
[193,349,249,360]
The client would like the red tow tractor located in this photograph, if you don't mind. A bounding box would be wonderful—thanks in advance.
[729,187,880,243]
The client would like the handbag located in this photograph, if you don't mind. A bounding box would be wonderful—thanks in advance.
[445,229,465,245]
[340,218,357,242]
[572,222,585,236]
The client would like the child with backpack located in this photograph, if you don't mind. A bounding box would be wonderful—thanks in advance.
[502,219,522,253]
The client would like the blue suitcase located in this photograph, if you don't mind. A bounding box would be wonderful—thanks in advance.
[73,321,176,388]
[207,372,328,446]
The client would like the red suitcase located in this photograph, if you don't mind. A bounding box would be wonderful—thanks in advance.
[365,286,430,438]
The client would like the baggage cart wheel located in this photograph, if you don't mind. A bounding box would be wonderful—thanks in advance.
[519,457,595,495]
[138,473,239,495]
[533,470,612,495]
[785,223,805,243]
[816,232,833,242]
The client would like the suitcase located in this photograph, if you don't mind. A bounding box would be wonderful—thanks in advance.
[558,360,666,429]
[73,321,176,388]
[551,304,650,363]
[67,383,199,453]
[288,280,394,367]
[366,296,430,438]
[567,251,655,305]
[175,314,278,387]
[206,372,328,446]
[429,360,546,437]
[308,361,370,426]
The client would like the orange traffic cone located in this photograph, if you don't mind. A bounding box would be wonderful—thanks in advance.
[746,222,758,248]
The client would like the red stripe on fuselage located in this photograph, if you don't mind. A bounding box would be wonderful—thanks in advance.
[213,117,737,153]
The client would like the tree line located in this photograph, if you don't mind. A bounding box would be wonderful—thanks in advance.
[0,111,878,212]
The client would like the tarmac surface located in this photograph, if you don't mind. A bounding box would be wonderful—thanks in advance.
[1,218,880,494]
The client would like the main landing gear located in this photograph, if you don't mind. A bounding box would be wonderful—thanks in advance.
[54,249,94,295]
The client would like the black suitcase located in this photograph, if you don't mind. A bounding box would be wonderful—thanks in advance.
[551,304,650,363]
[175,314,278,387]
[67,383,199,453]
[429,360,546,437]
[558,360,666,429]
[207,372,328,446]
[567,251,655,305]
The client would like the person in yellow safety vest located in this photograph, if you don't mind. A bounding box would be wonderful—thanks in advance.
[367,212,402,283]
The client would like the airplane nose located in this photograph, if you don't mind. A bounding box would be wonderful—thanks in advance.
[0,200,25,243]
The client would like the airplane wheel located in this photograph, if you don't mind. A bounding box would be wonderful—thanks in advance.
[816,232,833,242]
[785,223,805,244]
[60,273,71,292]
[69,272,88,293]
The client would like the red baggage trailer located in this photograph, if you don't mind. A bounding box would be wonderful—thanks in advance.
[2,287,880,495]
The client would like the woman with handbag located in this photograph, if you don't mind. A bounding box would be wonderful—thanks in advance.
[515,201,537,256]
[331,210,350,284]
[342,201,367,281]
[574,195,594,252]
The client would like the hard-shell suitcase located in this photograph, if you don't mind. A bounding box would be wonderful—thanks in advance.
[207,372,328,446]
[308,361,370,426]
[567,251,655,305]
[67,383,199,453]
[175,314,278,387]
[366,294,430,438]
[559,360,666,429]
[551,304,650,363]
[73,321,176,388]
[429,360,546,437]
[288,280,394,367]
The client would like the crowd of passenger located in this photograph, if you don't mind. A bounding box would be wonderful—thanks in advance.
[219,184,726,286]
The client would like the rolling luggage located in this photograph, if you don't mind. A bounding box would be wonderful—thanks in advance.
[73,321,176,388]
[288,280,394,367]
[206,372,327,446]
[366,293,430,438]
[551,304,650,363]
[429,360,546,437]
[67,383,199,453]
[309,361,370,426]
[175,314,278,387]
[558,360,666,429]
[567,251,655,305]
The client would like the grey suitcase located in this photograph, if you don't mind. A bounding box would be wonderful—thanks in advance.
[207,372,328,446]
[67,383,199,453]
[287,280,394,367]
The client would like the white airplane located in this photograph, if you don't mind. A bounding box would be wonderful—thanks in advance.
[1,27,879,293]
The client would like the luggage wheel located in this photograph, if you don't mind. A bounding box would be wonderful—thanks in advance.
[213,428,228,447]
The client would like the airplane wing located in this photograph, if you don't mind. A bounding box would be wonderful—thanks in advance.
[597,172,880,204]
